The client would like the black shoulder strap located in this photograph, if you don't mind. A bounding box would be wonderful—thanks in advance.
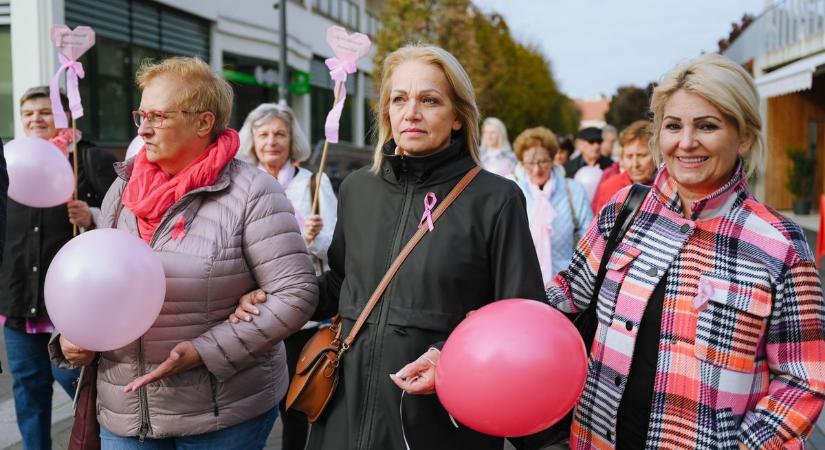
[584,183,650,315]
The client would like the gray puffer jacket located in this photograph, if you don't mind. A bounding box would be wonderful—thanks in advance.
[54,158,318,438]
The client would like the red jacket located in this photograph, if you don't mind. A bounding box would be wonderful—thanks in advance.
[592,170,631,214]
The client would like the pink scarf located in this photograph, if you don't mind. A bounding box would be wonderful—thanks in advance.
[50,128,81,157]
[123,129,239,243]
[528,180,556,286]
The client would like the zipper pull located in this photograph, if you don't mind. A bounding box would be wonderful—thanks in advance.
[138,422,149,442]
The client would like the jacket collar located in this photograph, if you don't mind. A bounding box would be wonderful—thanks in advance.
[380,134,477,187]
[652,158,748,221]
[115,158,234,195]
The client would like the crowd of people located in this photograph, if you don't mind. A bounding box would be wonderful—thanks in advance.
[0,41,822,450]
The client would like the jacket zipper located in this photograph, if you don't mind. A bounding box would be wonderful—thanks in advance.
[137,337,151,441]
[359,165,415,449]
[209,373,219,416]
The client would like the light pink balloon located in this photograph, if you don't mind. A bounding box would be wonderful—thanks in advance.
[125,135,144,160]
[5,137,75,208]
[435,299,587,437]
[45,229,166,351]
[574,166,603,201]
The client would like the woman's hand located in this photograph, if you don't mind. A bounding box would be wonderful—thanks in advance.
[228,289,266,324]
[123,341,202,392]
[303,215,323,244]
[60,335,96,367]
[390,347,440,395]
[67,200,93,228]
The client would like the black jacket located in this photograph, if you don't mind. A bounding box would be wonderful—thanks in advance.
[0,140,7,266]
[308,137,545,450]
[0,141,116,326]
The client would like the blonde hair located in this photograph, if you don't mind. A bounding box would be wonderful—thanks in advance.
[238,103,311,164]
[480,117,512,153]
[136,57,233,140]
[650,54,764,176]
[372,44,479,173]
[513,127,559,161]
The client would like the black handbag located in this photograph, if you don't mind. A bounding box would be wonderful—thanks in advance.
[539,183,650,445]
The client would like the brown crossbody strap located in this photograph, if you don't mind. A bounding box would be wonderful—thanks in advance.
[341,166,482,350]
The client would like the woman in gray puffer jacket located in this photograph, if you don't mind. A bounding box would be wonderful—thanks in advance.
[51,57,318,449]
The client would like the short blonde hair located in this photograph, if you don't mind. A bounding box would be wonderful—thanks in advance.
[480,117,512,153]
[136,57,233,140]
[650,54,764,176]
[372,44,479,173]
[238,103,311,164]
[513,127,559,161]
[619,120,652,148]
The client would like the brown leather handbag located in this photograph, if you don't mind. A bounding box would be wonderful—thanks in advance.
[285,166,482,422]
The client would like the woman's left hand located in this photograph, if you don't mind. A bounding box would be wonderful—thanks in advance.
[303,215,323,243]
[123,341,203,392]
[390,348,440,395]
[67,200,93,228]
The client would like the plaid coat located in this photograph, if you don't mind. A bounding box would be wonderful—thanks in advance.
[547,162,825,449]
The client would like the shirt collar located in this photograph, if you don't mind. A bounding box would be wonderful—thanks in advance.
[652,158,747,221]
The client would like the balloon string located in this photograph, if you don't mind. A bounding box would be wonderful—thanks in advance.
[399,378,459,450]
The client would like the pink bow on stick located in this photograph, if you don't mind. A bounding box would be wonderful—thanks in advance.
[50,54,86,129]
[323,57,357,144]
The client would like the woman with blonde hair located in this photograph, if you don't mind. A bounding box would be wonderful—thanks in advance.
[234,44,545,449]
[480,116,519,178]
[545,53,825,449]
[51,57,318,449]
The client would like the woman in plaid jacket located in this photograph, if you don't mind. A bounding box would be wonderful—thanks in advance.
[546,54,825,449]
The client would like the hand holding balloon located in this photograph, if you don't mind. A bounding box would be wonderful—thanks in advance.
[67,200,93,228]
[390,347,440,394]
[60,335,96,367]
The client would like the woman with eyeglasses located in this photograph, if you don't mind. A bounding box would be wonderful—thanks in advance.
[50,57,318,449]
[514,127,592,286]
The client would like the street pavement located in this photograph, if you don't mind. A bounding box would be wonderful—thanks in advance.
[0,227,823,449]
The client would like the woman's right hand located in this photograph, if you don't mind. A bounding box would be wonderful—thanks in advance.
[228,289,267,324]
[60,335,96,367]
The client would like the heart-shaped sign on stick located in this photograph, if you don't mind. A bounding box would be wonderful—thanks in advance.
[50,25,95,61]
[326,26,371,64]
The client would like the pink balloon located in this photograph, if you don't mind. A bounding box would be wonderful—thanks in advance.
[435,299,587,437]
[5,137,75,208]
[574,166,603,201]
[125,135,144,160]
[45,229,166,351]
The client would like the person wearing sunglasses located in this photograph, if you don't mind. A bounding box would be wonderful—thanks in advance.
[514,127,592,287]
[564,126,614,178]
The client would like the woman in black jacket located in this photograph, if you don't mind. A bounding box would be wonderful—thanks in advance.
[0,86,117,449]
[235,44,547,449]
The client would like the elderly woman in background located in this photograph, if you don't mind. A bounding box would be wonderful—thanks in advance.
[513,127,592,286]
[479,116,519,179]
[591,119,656,213]
[546,54,825,449]
[51,57,318,449]
[0,86,116,449]
[237,102,336,450]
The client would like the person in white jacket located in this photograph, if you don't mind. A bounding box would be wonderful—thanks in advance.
[238,102,337,450]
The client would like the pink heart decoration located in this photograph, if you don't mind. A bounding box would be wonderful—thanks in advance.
[50,25,96,61]
[326,26,371,63]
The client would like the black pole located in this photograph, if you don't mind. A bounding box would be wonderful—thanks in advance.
[279,0,288,105]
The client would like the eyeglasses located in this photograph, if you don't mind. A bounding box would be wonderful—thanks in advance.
[522,159,553,169]
[132,110,198,129]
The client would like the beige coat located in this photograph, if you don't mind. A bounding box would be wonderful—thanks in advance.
[53,158,318,438]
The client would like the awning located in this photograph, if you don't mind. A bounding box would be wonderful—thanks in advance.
[756,51,825,98]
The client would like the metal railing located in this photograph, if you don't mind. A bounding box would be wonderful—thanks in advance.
[722,0,825,65]
[314,0,360,31]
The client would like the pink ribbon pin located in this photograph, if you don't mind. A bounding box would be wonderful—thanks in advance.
[171,215,186,240]
[323,57,357,144]
[419,192,437,232]
[693,279,714,312]
[50,54,86,129]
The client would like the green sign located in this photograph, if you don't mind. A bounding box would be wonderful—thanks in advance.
[289,70,310,95]
[223,68,310,97]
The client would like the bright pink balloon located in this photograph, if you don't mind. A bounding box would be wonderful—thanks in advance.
[435,299,587,437]
[45,229,166,351]
[5,137,75,207]
[125,135,144,160]
[574,166,603,201]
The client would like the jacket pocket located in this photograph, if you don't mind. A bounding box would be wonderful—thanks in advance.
[694,273,772,373]
[596,241,641,324]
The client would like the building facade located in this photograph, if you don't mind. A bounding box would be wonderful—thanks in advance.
[2,0,383,151]
[722,0,825,211]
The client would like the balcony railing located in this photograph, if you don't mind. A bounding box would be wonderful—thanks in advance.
[722,0,825,65]
[314,0,360,31]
